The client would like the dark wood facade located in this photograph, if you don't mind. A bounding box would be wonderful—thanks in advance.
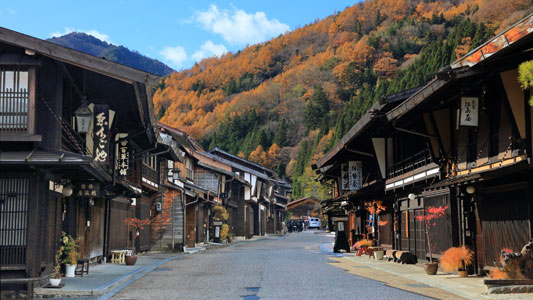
[0,27,163,295]
[317,17,533,272]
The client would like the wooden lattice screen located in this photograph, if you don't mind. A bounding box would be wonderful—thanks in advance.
[0,177,29,265]
[0,70,30,132]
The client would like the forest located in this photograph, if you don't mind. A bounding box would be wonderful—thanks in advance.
[153,0,532,200]
[49,32,175,76]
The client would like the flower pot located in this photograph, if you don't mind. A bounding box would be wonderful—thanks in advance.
[49,278,61,287]
[65,264,76,277]
[424,262,438,275]
[374,250,385,260]
[125,255,137,265]
[458,270,468,277]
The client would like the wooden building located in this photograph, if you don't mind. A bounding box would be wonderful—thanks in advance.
[384,16,533,272]
[0,27,169,295]
[287,197,321,219]
[317,16,533,272]
[209,147,281,238]
[270,179,291,234]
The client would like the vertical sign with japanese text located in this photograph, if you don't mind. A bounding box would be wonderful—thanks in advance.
[348,161,362,191]
[93,104,110,164]
[117,139,129,177]
[460,97,478,127]
[341,163,349,191]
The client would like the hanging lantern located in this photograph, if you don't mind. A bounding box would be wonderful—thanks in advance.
[75,98,93,133]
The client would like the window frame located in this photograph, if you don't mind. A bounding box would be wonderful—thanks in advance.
[0,67,36,135]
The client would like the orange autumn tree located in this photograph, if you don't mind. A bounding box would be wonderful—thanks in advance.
[248,145,268,166]
[415,205,448,263]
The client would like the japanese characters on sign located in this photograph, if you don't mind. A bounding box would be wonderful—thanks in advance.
[348,161,363,191]
[341,163,349,190]
[459,97,479,127]
[76,183,100,198]
[117,139,129,177]
[93,104,110,163]
[342,161,362,191]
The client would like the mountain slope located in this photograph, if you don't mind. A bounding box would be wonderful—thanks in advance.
[48,32,175,76]
[154,0,532,198]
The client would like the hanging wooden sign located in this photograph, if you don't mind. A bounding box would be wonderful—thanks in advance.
[93,104,110,163]
[341,163,349,190]
[459,97,479,127]
[117,139,130,177]
[348,161,362,191]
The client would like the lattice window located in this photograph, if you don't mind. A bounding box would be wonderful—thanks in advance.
[0,70,33,133]
[0,177,29,265]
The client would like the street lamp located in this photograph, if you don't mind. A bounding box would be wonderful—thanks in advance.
[75,97,93,133]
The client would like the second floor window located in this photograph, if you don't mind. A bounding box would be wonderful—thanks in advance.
[143,155,157,170]
[186,158,194,180]
[142,155,159,183]
[1,69,33,133]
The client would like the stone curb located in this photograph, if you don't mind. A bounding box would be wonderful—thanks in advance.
[33,254,183,299]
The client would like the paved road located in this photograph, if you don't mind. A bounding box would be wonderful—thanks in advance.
[112,231,433,300]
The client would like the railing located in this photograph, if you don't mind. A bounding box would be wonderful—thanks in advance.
[386,149,432,179]
[0,70,31,133]
[142,164,159,184]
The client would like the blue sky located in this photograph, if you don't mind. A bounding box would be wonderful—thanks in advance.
[1,0,357,70]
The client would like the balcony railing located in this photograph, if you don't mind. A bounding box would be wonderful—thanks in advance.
[0,70,34,134]
[386,149,432,179]
[142,164,159,184]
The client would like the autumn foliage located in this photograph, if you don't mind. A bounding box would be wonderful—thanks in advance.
[153,0,529,196]
[415,205,448,261]
[440,246,474,272]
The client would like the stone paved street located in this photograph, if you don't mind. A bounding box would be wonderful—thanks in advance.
[112,231,434,300]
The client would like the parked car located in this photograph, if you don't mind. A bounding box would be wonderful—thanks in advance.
[308,217,320,229]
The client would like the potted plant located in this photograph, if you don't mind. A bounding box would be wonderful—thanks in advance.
[61,232,79,278]
[124,218,150,265]
[49,247,63,287]
[364,200,387,260]
[441,246,474,277]
[414,205,448,275]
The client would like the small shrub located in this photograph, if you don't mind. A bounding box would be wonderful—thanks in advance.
[440,246,473,272]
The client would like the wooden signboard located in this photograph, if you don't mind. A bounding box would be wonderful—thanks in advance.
[459,97,479,127]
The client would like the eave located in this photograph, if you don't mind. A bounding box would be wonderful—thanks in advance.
[0,27,161,86]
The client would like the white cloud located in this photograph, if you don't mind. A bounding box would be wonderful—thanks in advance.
[84,30,111,43]
[160,46,187,69]
[193,5,289,45]
[192,40,227,62]
[50,27,112,43]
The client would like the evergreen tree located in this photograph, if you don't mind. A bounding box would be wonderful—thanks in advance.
[303,85,330,130]
[273,119,288,147]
